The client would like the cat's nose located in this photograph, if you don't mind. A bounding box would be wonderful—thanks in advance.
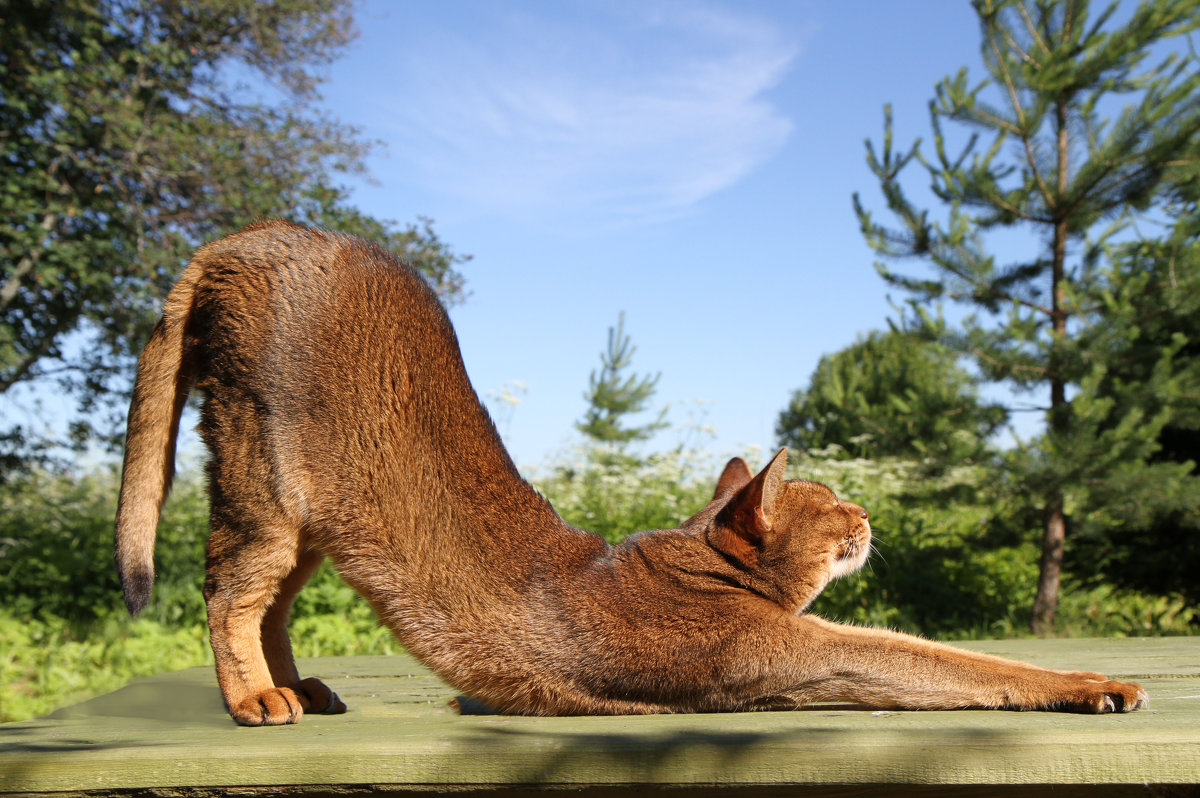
[843,502,869,520]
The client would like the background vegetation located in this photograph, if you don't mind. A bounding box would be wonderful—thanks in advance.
[2,0,1198,724]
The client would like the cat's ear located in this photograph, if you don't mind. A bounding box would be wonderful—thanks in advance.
[713,457,754,499]
[710,448,788,564]
[742,448,787,531]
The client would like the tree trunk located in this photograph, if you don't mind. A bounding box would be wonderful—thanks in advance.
[1032,93,1072,634]
[1033,359,1069,633]
[1032,493,1065,634]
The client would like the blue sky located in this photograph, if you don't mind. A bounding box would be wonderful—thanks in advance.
[314,0,1007,467]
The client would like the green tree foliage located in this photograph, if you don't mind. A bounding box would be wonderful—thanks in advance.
[853,0,1200,631]
[576,312,668,449]
[777,330,1005,462]
[1064,174,1200,604]
[0,0,469,459]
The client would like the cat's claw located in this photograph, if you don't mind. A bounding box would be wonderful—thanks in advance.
[1120,688,1150,712]
[1096,682,1147,713]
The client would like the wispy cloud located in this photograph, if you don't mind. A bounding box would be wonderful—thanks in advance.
[378,3,800,225]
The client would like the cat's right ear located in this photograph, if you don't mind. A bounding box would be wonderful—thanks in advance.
[713,457,754,499]
[710,449,788,565]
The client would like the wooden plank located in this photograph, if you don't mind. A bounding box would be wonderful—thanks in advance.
[1,638,1198,796]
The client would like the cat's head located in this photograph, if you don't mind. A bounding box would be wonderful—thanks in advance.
[689,448,871,614]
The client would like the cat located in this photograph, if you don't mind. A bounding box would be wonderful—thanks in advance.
[114,220,1147,725]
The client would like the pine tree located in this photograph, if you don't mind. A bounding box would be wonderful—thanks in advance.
[853,0,1200,631]
[1065,167,1200,603]
[577,312,668,449]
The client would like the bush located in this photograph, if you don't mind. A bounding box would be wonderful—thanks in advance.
[533,444,720,543]
[0,610,210,722]
[1,466,128,625]
[0,607,405,722]
[0,465,210,628]
[795,451,1198,639]
[0,465,400,722]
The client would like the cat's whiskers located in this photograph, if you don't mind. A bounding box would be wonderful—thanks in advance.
[864,532,888,574]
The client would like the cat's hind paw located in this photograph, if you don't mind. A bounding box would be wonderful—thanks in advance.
[230,687,306,726]
[298,676,348,715]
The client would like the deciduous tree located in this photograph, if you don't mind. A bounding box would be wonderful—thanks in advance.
[1,0,469,462]
[777,330,1005,462]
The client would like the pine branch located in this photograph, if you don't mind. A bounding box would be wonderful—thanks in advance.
[1015,1,1051,59]
[984,11,1056,210]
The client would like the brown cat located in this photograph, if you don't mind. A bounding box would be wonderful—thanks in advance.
[115,220,1147,725]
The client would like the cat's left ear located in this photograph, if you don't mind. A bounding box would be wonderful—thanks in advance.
[713,457,754,499]
[710,448,787,563]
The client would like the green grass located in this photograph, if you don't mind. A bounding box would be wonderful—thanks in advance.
[1,613,210,722]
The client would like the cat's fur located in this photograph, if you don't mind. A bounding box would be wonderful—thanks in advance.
[115,220,1146,725]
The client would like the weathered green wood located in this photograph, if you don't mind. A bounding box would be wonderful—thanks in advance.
[1,638,1198,796]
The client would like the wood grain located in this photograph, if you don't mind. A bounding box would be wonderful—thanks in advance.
[1,637,1197,796]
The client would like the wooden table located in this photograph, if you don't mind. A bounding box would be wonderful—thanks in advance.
[2,637,1198,797]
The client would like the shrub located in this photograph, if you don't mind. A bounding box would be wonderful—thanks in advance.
[0,610,210,722]
[796,452,1197,639]
[0,465,210,628]
[533,444,720,543]
[0,607,405,723]
[0,465,405,722]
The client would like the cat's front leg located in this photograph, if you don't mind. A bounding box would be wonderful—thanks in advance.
[772,615,1147,714]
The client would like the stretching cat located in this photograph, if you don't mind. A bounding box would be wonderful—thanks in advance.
[115,220,1146,725]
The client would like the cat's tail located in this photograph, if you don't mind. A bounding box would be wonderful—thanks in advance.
[114,256,206,617]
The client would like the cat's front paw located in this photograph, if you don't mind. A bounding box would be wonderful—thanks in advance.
[1059,679,1148,714]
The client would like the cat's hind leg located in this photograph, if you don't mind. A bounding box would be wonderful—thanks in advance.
[198,384,342,725]
[204,509,309,725]
[260,548,347,716]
